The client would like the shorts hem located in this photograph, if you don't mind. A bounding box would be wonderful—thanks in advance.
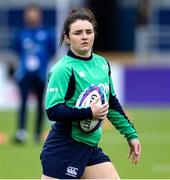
[87,158,111,166]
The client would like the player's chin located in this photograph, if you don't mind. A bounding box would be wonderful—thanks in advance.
[79,48,91,55]
[81,44,92,50]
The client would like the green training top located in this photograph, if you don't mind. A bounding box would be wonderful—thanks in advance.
[45,51,138,146]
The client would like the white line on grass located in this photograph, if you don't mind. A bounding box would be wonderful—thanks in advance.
[152,164,170,173]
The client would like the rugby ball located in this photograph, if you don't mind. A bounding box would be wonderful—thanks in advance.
[76,85,106,133]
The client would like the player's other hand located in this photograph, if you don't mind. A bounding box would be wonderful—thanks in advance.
[128,139,141,164]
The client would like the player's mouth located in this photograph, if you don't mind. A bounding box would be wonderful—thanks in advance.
[81,42,88,46]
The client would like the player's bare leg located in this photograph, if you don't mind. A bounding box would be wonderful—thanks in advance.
[81,162,120,179]
[41,174,59,180]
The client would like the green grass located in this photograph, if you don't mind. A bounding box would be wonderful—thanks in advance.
[0,107,170,179]
[0,110,45,178]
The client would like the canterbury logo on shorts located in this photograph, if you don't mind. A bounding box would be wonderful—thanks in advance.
[65,166,78,177]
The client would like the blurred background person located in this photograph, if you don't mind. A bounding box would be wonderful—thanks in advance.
[12,4,56,144]
[135,0,150,63]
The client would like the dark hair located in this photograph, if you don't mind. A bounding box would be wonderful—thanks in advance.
[60,8,97,46]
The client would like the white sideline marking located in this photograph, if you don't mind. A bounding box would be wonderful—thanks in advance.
[152,164,170,173]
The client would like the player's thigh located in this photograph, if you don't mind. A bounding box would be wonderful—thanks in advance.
[81,162,120,179]
[41,174,59,180]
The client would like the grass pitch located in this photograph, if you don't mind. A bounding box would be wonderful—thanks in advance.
[0,107,170,179]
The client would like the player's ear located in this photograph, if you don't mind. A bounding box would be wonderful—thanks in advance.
[64,35,70,45]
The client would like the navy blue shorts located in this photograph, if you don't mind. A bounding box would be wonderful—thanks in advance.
[40,129,111,179]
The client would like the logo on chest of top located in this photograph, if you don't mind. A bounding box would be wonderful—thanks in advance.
[79,71,86,78]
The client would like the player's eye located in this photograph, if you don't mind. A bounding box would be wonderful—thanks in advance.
[86,30,93,34]
[73,31,81,35]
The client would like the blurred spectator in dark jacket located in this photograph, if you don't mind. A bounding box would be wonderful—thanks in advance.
[12,4,56,143]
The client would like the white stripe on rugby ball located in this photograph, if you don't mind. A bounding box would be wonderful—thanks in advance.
[76,86,106,133]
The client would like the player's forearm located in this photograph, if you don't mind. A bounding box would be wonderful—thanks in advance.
[46,103,93,122]
[108,95,138,140]
[108,109,138,140]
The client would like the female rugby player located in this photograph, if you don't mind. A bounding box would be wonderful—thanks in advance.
[40,8,141,179]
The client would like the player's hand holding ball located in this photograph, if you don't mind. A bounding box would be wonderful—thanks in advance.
[76,86,108,133]
[90,97,109,120]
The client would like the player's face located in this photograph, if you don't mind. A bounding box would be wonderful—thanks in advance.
[65,20,95,57]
